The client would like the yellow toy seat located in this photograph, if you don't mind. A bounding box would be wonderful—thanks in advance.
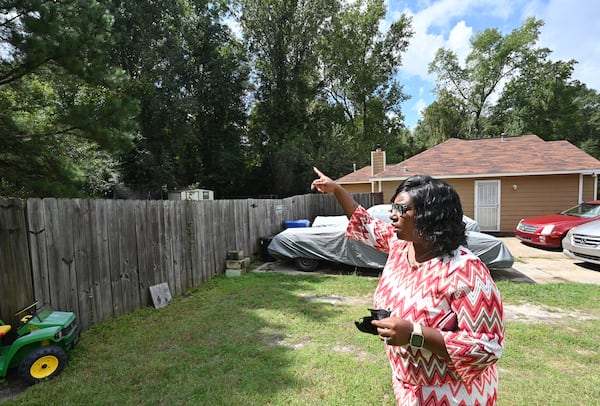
[0,324,11,337]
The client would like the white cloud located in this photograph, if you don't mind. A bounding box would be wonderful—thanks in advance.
[394,0,600,89]
[387,0,600,127]
[536,0,600,90]
[412,97,428,119]
[446,20,472,62]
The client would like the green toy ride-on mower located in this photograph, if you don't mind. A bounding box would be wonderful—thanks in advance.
[0,301,81,385]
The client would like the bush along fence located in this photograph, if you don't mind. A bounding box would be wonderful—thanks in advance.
[0,193,382,330]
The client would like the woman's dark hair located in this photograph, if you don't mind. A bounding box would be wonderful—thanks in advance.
[391,175,467,256]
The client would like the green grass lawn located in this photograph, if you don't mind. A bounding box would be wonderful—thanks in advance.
[3,271,599,405]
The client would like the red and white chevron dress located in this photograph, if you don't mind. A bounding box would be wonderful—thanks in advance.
[347,206,505,406]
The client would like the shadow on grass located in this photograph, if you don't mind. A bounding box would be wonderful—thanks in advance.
[7,271,380,405]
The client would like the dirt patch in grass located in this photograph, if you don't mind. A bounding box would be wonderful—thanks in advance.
[302,294,598,324]
[298,294,372,307]
[504,303,597,323]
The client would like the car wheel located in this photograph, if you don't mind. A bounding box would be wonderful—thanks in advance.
[294,258,320,272]
[18,345,67,385]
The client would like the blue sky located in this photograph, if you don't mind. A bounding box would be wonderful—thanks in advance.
[387,0,600,128]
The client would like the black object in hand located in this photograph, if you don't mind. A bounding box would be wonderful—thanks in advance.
[354,308,391,335]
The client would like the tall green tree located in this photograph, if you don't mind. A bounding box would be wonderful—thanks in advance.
[238,0,339,197]
[492,58,600,159]
[1,0,138,197]
[413,90,469,148]
[107,0,249,197]
[428,17,546,138]
[239,0,414,195]
[179,2,250,197]
[319,0,413,156]
[572,86,600,158]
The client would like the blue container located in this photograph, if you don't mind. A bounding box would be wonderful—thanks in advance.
[283,219,310,229]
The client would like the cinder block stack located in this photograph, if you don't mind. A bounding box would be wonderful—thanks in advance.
[225,250,251,277]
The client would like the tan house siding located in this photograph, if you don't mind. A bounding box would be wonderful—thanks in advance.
[498,174,579,232]
[380,182,398,202]
[446,179,476,218]
[582,175,597,201]
[375,175,590,233]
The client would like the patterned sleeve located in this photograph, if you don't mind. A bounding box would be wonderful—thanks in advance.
[441,258,505,383]
[345,205,397,253]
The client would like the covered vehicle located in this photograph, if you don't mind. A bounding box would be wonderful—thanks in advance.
[268,205,514,271]
[562,219,600,265]
[515,201,600,248]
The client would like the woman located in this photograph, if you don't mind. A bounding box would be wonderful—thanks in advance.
[311,167,504,406]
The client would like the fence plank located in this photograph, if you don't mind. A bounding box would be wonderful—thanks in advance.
[107,200,124,316]
[26,199,50,307]
[134,200,150,308]
[72,199,91,327]
[93,200,113,323]
[0,198,33,324]
[121,201,141,314]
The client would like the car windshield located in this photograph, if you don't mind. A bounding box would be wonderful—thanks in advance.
[561,203,600,218]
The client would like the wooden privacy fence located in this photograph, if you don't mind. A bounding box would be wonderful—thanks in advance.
[0,193,382,329]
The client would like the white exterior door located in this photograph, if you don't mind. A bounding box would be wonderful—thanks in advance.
[475,180,500,232]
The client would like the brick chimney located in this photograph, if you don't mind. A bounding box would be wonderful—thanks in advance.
[371,145,386,176]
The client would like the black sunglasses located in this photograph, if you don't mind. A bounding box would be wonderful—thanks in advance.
[390,203,412,216]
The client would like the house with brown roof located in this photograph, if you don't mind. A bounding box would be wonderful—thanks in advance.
[337,135,600,233]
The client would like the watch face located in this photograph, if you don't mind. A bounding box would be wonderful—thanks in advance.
[410,334,424,348]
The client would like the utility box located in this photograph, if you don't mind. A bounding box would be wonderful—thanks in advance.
[168,189,214,201]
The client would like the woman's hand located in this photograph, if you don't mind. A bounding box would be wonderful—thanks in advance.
[311,167,337,194]
[311,166,359,218]
[372,317,451,359]
[371,317,412,346]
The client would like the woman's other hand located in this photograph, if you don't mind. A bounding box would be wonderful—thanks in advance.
[311,167,337,194]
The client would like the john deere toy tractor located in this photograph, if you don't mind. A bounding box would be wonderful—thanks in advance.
[0,301,81,385]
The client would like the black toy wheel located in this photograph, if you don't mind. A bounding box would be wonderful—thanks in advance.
[17,345,67,385]
[294,258,320,272]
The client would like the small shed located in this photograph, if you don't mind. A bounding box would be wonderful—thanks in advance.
[168,189,214,201]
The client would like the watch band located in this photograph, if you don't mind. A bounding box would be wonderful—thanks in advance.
[409,322,424,348]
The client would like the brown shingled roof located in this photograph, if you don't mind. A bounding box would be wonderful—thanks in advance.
[339,135,600,182]
[336,165,374,183]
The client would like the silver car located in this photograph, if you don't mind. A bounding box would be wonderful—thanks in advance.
[562,219,600,265]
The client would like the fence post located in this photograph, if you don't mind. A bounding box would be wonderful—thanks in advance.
[0,198,34,325]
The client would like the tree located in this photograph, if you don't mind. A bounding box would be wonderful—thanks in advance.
[238,0,339,197]
[239,0,415,196]
[413,90,469,148]
[319,0,413,152]
[429,17,546,138]
[107,0,249,197]
[0,0,138,197]
[491,58,579,139]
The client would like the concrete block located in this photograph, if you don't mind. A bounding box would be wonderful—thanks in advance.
[149,282,172,308]
[226,269,243,277]
[226,258,251,269]
[227,250,244,260]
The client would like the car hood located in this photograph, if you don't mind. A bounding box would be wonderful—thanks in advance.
[568,219,600,235]
[520,214,593,229]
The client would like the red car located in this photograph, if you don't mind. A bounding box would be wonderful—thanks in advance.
[515,201,600,248]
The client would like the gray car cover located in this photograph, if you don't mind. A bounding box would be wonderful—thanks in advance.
[268,220,514,270]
